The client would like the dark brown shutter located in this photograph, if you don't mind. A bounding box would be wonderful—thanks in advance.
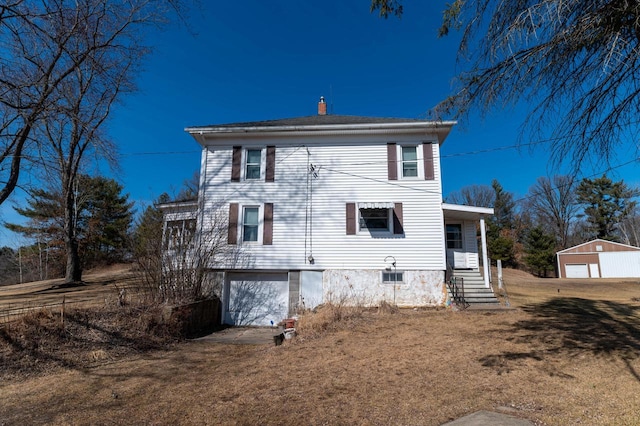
[423,142,434,180]
[387,143,397,180]
[231,146,242,182]
[346,203,356,235]
[265,146,276,182]
[393,203,404,235]
[263,203,273,245]
[228,203,239,244]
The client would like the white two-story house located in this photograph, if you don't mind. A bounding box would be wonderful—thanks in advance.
[162,98,493,326]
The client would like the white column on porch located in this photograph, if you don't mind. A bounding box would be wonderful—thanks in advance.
[480,215,490,288]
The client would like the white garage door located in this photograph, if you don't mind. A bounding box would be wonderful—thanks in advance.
[565,264,589,278]
[599,252,640,278]
[225,273,289,326]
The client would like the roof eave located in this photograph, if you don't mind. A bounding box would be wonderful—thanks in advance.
[186,120,457,136]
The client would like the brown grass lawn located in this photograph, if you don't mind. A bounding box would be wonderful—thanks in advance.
[2,268,640,425]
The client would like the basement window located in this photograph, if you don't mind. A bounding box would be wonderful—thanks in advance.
[382,271,404,283]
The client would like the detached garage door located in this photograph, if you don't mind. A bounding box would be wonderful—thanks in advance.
[565,264,589,278]
[600,252,640,278]
[225,273,289,326]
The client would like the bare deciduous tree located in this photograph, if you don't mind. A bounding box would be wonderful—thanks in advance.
[1,0,188,283]
[524,175,579,250]
[371,0,640,169]
[618,206,640,247]
[445,184,494,207]
[135,202,249,305]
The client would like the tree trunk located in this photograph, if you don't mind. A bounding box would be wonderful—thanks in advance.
[63,182,82,284]
[65,237,82,283]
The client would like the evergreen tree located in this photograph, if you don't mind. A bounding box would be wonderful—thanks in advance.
[575,175,638,241]
[81,176,135,267]
[132,193,169,262]
[491,179,516,231]
[4,175,134,277]
[523,227,556,277]
[487,179,517,266]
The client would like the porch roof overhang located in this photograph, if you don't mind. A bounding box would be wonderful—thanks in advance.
[442,203,494,221]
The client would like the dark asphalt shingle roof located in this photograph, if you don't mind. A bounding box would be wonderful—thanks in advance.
[188,114,429,129]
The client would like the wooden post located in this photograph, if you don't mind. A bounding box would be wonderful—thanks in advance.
[61,295,65,328]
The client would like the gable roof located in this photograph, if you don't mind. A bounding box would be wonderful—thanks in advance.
[557,238,640,254]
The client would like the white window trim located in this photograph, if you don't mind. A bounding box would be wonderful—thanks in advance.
[358,206,394,235]
[242,147,265,181]
[240,204,263,244]
[397,144,424,180]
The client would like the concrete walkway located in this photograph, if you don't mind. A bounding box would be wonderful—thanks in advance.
[195,327,278,345]
[442,410,533,425]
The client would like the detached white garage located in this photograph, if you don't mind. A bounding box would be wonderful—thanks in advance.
[557,239,640,279]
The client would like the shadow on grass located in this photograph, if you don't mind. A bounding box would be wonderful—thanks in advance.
[479,297,640,380]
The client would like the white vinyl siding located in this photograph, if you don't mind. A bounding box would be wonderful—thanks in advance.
[199,134,444,270]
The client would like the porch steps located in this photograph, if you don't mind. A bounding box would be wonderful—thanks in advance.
[449,270,500,305]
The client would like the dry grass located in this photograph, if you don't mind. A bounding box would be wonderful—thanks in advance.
[0,303,182,381]
[1,268,640,425]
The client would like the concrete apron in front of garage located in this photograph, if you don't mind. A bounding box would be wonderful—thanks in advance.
[195,327,279,345]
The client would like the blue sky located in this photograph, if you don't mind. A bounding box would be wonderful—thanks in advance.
[1,1,639,246]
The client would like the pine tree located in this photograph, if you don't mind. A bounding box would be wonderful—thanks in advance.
[575,175,638,241]
[523,227,556,277]
[4,175,134,277]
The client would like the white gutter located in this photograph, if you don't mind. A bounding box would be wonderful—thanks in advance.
[185,121,457,134]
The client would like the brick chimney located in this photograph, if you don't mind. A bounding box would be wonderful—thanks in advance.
[318,96,327,115]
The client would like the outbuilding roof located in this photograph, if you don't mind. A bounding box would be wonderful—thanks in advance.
[557,238,640,254]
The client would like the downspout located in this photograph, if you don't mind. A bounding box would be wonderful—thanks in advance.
[480,216,490,288]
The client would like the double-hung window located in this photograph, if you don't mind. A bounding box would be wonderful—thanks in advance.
[401,146,418,178]
[245,149,262,180]
[243,207,260,242]
[359,208,391,232]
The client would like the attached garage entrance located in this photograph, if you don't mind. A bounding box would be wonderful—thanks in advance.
[224,272,289,326]
[565,264,589,279]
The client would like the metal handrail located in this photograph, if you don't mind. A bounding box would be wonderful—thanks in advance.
[447,276,469,309]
